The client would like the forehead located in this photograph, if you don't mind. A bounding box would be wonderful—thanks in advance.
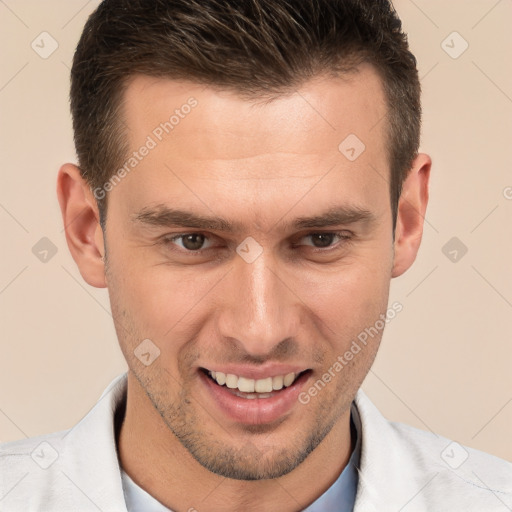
[111,66,390,225]
[120,64,387,162]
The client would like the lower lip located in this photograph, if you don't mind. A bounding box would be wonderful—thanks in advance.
[200,370,311,425]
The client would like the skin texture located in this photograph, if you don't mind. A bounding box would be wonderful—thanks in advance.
[57,64,430,512]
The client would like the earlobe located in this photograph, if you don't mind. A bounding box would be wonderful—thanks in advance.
[391,153,431,278]
[57,163,107,288]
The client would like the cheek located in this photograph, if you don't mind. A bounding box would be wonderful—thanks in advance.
[294,249,392,347]
[108,258,217,352]
[107,266,205,384]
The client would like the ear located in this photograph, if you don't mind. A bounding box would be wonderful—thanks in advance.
[57,163,107,288]
[391,153,431,278]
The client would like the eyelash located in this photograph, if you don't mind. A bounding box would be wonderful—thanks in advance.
[160,231,353,254]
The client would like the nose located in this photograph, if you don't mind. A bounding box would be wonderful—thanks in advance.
[216,246,301,358]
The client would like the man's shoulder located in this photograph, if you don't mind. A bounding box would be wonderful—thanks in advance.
[0,374,129,512]
[389,415,512,481]
[0,429,68,470]
[354,389,512,511]
[0,430,71,511]
[391,419,512,510]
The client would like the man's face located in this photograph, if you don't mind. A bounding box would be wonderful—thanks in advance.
[105,66,394,479]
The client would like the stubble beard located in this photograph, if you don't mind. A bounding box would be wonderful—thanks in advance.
[130,363,351,481]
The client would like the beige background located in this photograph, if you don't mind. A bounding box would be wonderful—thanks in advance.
[0,0,511,462]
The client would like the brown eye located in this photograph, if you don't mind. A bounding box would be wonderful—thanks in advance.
[164,233,213,252]
[309,233,336,248]
[180,233,206,251]
[297,232,351,249]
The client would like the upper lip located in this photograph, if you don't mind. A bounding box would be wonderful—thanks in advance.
[200,364,310,380]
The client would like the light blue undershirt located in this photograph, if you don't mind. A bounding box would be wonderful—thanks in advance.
[121,401,361,512]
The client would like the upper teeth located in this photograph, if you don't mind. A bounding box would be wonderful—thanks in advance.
[209,371,298,393]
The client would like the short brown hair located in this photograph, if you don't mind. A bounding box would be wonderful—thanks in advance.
[71,0,421,227]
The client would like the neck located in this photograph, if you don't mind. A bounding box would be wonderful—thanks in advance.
[117,372,354,512]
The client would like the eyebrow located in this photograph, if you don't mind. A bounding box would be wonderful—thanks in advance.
[132,204,376,232]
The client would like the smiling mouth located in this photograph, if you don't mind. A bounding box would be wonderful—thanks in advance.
[200,368,311,399]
